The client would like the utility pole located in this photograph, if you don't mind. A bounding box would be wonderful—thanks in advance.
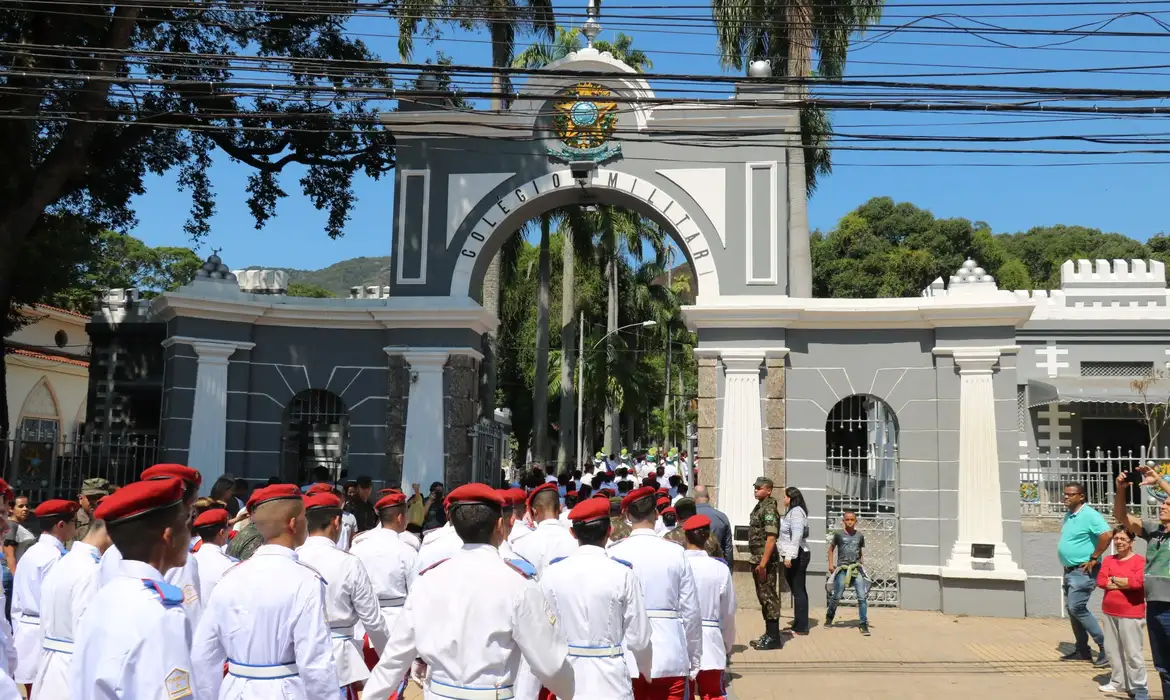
[663,249,673,446]
[576,310,585,468]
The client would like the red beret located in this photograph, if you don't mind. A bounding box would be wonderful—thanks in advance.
[621,486,656,511]
[565,490,578,498]
[141,464,202,489]
[606,471,615,478]
[0,479,12,499]
[527,482,558,507]
[378,488,401,496]
[444,483,505,510]
[247,484,303,512]
[34,499,80,519]
[376,492,406,509]
[601,488,616,496]
[305,483,335,496]
[656,497,671,508]
[506,488,527,506]
[663,507,676,516]
[94,479,182,524]
[568,498,611,523]
[656,488,669,496]
[592,492,611,500]
[682,514,712,531]
[193,508,229,528]
[227,530,238,541]
[494,489,514,507]
[304,492,342,510]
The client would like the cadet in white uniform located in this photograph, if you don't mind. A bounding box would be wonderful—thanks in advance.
[72,477,196,700]
[190,507,237,601]
[539,498,652,700]
[191,483,336,700]
[351,492,417,677]
[306,484,357,550]
[680,515,736,700]
[511,484,578,578]
[364,484,575,700]
[296,491,390,698]
[607,487,702,700]
[506,488,535,545]
[32,516,111,698]
[12,499,77,689]
[414,518,463,574]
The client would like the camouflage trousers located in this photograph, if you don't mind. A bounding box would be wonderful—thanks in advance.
[754,559,782,620]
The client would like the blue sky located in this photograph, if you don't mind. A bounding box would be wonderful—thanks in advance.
[129,0,1170,270]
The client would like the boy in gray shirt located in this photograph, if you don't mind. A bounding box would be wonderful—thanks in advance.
[826,509,869,634]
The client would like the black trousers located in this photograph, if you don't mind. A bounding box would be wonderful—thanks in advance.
[784,549,811,633]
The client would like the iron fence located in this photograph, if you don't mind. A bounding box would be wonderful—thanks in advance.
[469,419,504,487]
[1019,446,1170,520]
[2,432,158,502]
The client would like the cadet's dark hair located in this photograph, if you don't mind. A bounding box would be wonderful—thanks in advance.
[210,477,235,502]
[356,475,373,489]
[108,502,187,561]
[571,519,610,547]
[627,496,658,524]
[194,524,226,543]
[675,498,698,521]
[38,513,75,531]
[305,507,341,533]
[450,503,500,544]
[618,481,632,495]
[378,503,405,526]
[685,525,711,548]
[662,512,677,527]
[577,483,593,500]
[531,489,560,513]
[564,494,578,509]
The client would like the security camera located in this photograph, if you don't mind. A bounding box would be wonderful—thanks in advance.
[569,160,595,185]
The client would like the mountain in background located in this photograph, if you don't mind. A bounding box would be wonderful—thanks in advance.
[272,256,390,295]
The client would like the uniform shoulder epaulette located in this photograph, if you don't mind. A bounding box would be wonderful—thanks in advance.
[142,579,184,608]
[295,559,327,585]
[609,557,634,569]
[418,558,449,576]
[504,557,537,579]
[548,556,568,566]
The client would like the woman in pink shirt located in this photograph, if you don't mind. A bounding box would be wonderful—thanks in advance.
[1097,525,1150,700]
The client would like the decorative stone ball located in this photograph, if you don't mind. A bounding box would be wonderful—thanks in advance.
[207,253,222,265]
[748,60,773,78]
[983,275,995,283]
[973,267,985,276]
[950,275,961,284]
[216,263,230,274]
[195,269,209,278]
[962,259,975,270]
[210,271,224,280]
[965,274,979,282]
[226,272,238,282]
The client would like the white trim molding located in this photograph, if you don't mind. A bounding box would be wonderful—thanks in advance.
[396,169,431,285]
[162,337,256,354]
[683,296,1035,331]
[744,161,779,285]
[384,345,484,362]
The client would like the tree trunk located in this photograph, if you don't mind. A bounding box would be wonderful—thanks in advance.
[604,249,620,454]
[557,221,576,473]
[532,214,551,467]
[786,0,814,298]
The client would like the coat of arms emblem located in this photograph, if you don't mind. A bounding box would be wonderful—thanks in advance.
[547,82,621,163]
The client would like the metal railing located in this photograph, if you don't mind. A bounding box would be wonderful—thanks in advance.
[469,419,504,487]
[1020,446,1170,519]
[3,432,159,502]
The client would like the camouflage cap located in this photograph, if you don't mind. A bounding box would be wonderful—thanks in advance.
[753,476,774,488]
[80,478,112,498]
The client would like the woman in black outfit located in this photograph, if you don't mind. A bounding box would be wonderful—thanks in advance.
[780,486,811,634]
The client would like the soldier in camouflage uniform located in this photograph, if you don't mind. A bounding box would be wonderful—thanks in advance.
[664,498,725,560]
[749,476,783,650]
[74,478,111,542]
[607,495,631,545]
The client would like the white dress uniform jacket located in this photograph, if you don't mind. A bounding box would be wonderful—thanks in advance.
[296,535,390,687]
[71,559,194,700]
[685,549,736,671]
[192,537,237,603]
[31,541,102,697]
[338,511,358,551]
[190,544,335,700]
[510,519,579,579]
[414,523,464,575]
[11,533,66,683]
[606,529,702,680]
[100,544,204,629]
[537,546,653,700]
[349,528,416,636]
[400,530,421,552]
[363,544,575,700]
[507,519,535,545]
[0,583,15,675]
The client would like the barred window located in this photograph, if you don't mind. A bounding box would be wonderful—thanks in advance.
[1017,385,1027,433]
[1080,361,1154,378]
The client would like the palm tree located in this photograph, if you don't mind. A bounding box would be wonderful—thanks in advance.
[711,0,884,298]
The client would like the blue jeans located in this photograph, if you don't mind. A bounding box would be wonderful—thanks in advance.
[1147,601,1170,700]
[1064,567,1105,652]
[827,568,868,624]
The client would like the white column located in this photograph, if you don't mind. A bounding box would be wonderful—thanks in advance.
[717,350,765,528]
[942,348,1025,580]
[399,351,449,494]
[184,339,253,496]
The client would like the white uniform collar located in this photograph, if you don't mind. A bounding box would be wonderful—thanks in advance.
[302,535,337,548]
[253,543,299,560]
[460,543,498,557]
[628,528,658,538]
[38,532,66,553]
[684,549,709,558]
[70,541,100,559]
[576,545,608,557]
[118,558,165,580]
[535,519,562,530]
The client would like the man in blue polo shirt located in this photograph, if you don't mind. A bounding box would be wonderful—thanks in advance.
[1059,481,1113,666]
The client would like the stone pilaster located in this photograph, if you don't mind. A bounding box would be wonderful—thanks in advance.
[717,350,766,529]
[695,351,719,497]
[444,352,481,488]
[385,354,411,487]
[763,353,787,488]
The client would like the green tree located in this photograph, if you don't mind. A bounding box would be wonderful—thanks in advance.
[712,0,885,297]
[286,282,337,298]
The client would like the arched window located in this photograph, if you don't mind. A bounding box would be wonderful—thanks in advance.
[14,377,62,490]
[825,394,899,606]
[280,390,349,485]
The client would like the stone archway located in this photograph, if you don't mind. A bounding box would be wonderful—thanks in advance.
[449,167,721,299]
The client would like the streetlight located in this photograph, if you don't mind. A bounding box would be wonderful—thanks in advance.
[576,315,657,469]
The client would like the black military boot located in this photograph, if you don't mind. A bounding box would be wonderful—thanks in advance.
[750,620,784,650]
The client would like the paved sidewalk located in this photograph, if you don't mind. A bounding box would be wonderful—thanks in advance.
[731,607,1156,700]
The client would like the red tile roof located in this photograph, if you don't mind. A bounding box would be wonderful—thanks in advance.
[6,348,89,368]
[33,304,88,319]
